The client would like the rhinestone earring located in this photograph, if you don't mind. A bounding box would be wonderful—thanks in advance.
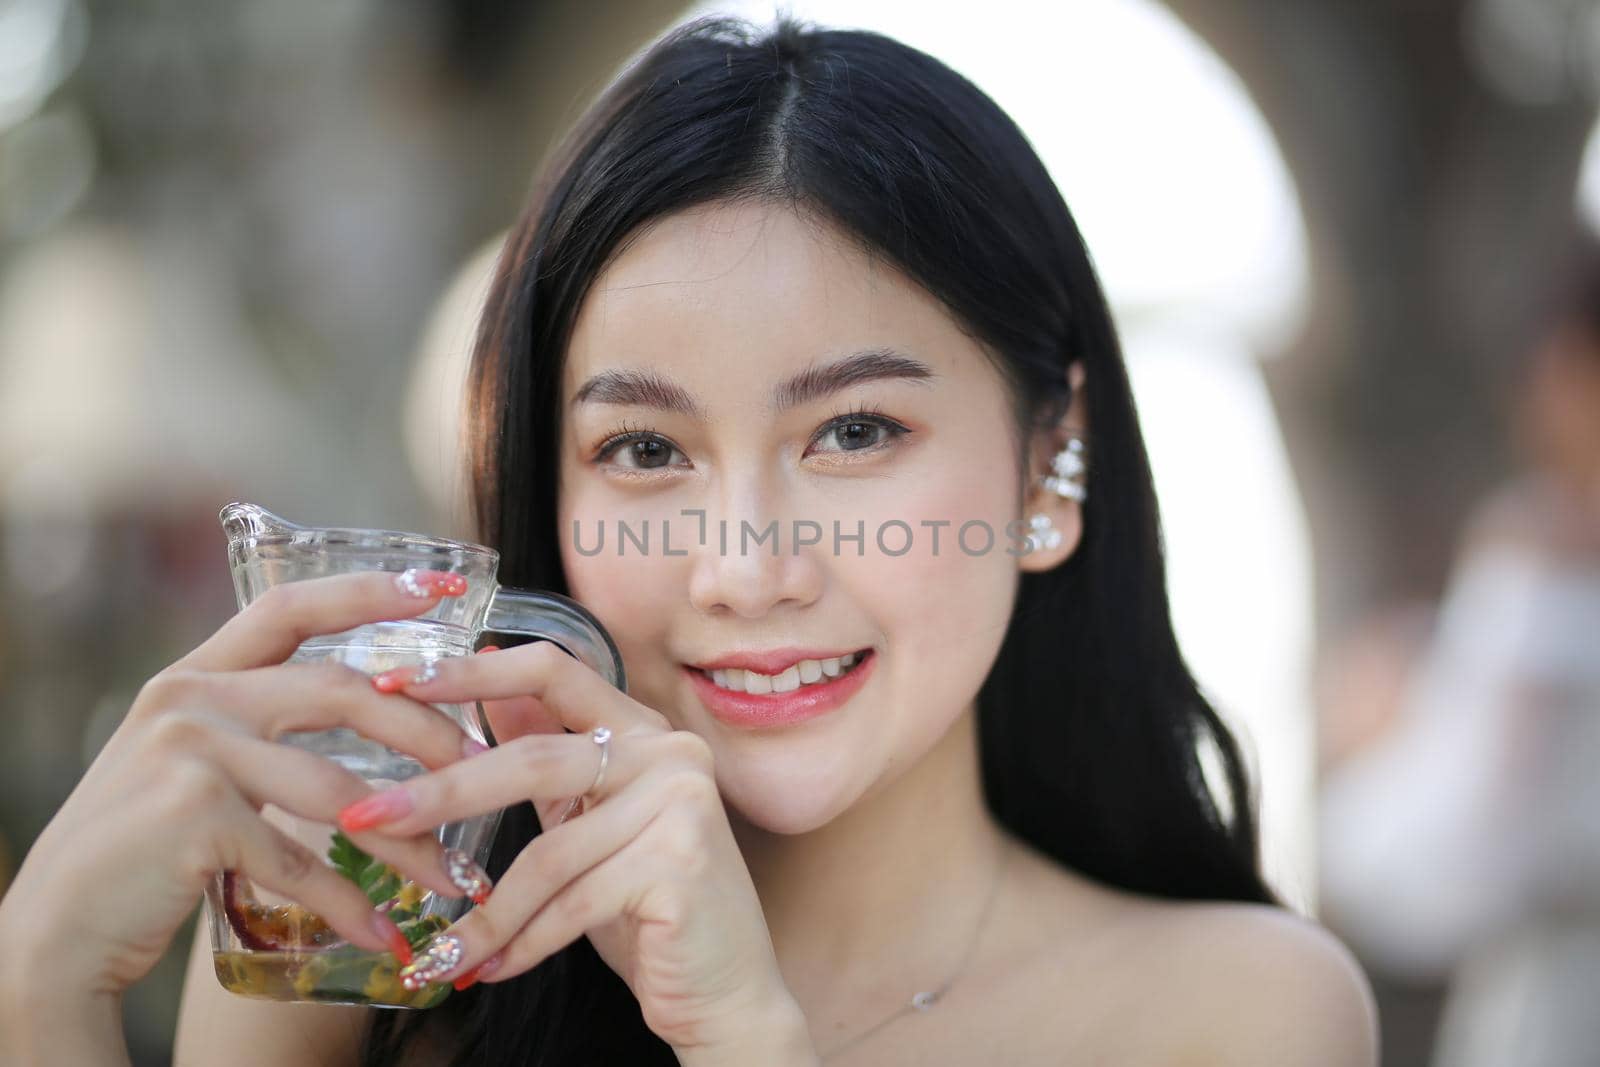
[1040,436,1087,502]
[1024,513,1063,553]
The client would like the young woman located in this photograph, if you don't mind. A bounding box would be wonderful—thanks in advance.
[0,16,1376,1066]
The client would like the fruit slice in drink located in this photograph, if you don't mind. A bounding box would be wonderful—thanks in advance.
[220,870,347,951]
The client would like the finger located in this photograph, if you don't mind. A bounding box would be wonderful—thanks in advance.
[369,640,667,737]
[476,771,690,982]
[479,844,651,985]
[466,645,564,746]
[147,659,487,770]
[392,765,673,990]
[332,727,678,837]
[480,693,565,742]
[173,569,468,674]
[186,721,482,904]
[214,788,414,962]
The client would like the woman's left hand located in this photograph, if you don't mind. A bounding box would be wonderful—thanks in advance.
[341,642,815,1063]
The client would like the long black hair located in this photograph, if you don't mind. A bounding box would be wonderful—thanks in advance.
[366,14,1278,1065]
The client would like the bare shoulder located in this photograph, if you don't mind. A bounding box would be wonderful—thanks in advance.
[1113,896,1379,1066]
[988,842,1376,1067]
[965,842,1349,1062]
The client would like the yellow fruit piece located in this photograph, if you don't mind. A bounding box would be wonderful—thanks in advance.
[361,955,452,1008]
[395,881,428,911]
[363,957,407,1002]
[292,956,331,999]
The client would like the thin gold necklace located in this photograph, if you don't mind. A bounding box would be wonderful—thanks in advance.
[816,839,1011,1062]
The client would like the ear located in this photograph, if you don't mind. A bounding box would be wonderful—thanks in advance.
[1018,360,1088,574]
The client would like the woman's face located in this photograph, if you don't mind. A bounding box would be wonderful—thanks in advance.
[553,199,1033,834]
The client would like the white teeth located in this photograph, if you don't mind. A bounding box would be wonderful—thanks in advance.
[703,652,867,694]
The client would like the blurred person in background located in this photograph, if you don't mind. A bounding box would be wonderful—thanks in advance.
[1319,229,1600,1067]
[2,16,1375,1067]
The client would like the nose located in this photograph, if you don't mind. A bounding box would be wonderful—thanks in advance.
[685,491,825,620]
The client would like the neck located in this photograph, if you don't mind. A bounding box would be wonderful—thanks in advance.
[728,705,1009,1008]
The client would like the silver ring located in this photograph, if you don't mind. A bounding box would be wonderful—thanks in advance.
[587,725,611,793]
[558,726,612,825]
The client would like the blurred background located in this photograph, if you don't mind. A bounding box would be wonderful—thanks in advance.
[3,0,1599,1062]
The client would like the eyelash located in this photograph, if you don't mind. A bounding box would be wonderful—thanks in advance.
[591,406,912,475]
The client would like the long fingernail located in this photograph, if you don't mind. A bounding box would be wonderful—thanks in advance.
[453,952,502,991]
[444,848,493,904]
[339,786,414,832]
[398,933,465,990]
[394,569,468,598]
[371,912,413,965]
[372,659,439,693]
[476,645,500,654]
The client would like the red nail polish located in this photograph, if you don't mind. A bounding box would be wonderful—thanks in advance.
[476,645,500,654]
[394,570,468,599]
[339,787,414,832]
[372,913,414,965]
[372,670,408,694]
[453,952,501,990]
[372,659,438,693]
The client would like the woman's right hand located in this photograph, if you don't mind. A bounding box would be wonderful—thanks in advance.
[0,569,491,1007]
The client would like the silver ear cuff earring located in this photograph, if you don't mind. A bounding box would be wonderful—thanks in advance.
[1022,436,1086,555]
[1040,436,1088,502]
[1024,513,1063,553]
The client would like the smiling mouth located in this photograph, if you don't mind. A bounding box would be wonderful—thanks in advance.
[694,649,872,695]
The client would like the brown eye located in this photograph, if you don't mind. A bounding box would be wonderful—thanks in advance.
[594,430,687,472]
[630,439,673,468]
[834,422,882,450]
[808,413,910,456]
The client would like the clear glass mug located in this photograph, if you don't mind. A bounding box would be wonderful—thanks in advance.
[204,503,625,1008]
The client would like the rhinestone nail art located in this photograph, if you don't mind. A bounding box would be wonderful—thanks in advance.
[371,658,441,694]
[398,933,465,990]
[393,569,468,598]
[445,849,493,905]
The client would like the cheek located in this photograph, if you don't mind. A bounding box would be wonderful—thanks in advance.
[828,443,1022,720]
[557,483,685,691]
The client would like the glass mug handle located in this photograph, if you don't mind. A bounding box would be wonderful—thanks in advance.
[482,588,628,694]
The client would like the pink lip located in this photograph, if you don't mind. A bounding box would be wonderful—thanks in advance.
[684,650,875,729]
[690,647,865,675]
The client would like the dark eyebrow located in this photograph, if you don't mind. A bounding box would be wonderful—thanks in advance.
[570,348,936,418]
[771,348,936,412]
[570,368,706,419]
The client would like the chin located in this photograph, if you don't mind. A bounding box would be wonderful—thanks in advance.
[717,769,860,836]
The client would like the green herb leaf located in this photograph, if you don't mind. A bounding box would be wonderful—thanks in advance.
[328,830,370,882]
[399,914,451,953]
[328,829,406,907]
